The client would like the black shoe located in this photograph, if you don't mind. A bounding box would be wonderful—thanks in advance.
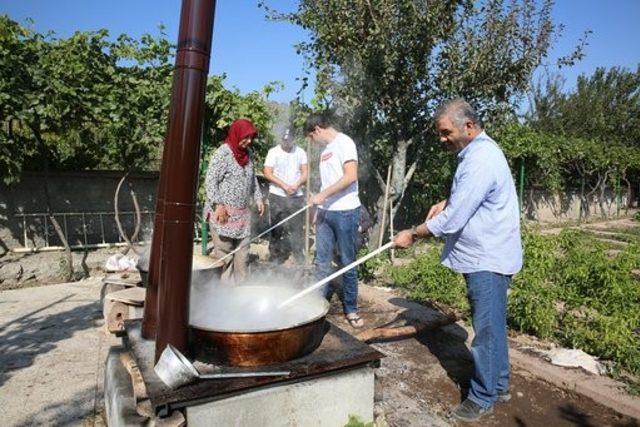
[497,389,511,403]
[452,399,494,422]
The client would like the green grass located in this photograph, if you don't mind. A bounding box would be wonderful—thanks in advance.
[388,229,640,380]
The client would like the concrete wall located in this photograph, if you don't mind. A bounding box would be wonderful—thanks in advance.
[0,171,159,253]
[1,171,633,254]
[524,188,632,223]
[0,170,271,254]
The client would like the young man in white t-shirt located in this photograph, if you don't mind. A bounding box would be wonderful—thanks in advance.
[304,113,363,328]
[263,128,308,263]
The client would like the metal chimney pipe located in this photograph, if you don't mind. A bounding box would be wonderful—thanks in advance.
[141,140,168,339]
[153,0,217,359]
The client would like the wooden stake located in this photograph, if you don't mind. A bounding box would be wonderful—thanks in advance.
[378,165,392,248]
[390,197,395,262]
[305,137,312,265]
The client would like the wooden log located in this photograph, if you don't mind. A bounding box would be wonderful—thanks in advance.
[102,272,141,287]
[100,282,127,304]
[105,287,146,306]
[155,410,186,427]
[119,352,153,417]
[356,315,459,343]
[104,300,129,333]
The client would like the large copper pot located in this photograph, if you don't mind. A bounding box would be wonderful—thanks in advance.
[189,285,329,367]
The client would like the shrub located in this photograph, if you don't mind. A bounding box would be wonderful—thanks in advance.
[390,246,469,314]
[388,228,640,375]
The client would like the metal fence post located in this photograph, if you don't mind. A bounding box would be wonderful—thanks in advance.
[22,213,28,249]
[43,214,49,247]
[81,213,88,246]
[99,213,105,244]
[518,158,525,213]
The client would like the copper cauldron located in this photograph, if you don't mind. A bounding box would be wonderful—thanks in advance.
[189,285,329,367]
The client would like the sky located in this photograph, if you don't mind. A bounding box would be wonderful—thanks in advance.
[1,0,639,104]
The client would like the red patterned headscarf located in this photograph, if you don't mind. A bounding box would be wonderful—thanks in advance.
[225,119,257,167]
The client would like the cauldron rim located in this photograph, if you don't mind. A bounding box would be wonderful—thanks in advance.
[189,285,330,334]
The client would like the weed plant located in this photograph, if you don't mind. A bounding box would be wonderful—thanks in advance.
[388,229,640,378]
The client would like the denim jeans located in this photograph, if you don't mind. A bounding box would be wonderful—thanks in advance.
[463,271,511,409]
[314,207,360,314]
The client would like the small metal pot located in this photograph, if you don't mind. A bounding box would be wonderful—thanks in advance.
[154,344,291,389]
[191,254,224,284]
[155,344,200,388]
[138,253,223,288]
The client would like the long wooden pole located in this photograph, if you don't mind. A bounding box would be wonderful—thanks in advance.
[279,242,394,309]
[389,198,395,262]
[304,137,312,265]
[378,165,392,248]
[153,0,217,360]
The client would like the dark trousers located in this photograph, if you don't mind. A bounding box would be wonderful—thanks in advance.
[268,193,305,263]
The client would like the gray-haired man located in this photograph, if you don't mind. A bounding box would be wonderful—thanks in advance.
[395,99,522,421]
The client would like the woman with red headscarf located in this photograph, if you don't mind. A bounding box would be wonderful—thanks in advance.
[205,118,264,283]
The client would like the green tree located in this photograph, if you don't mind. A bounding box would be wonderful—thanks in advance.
[0,16,278,277]
[0,16,279,182]
[527,66,640,214]
[97,31,175,171]
[262,0,570,246]
[0,16,119,279]
[529,67,640,147]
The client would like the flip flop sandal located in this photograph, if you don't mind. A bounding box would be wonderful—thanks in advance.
[346,313,364,328]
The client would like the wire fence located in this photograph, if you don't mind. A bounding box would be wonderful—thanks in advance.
[13,210,153,252]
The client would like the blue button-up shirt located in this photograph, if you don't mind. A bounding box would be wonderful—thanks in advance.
[426,132,522,275]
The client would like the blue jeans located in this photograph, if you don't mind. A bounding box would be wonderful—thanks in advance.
[314,207,360,314]
[464,271,511,409]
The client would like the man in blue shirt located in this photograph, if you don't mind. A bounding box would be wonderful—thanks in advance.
[394,98,522,422]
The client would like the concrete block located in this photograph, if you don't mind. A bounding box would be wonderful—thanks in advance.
[104,346,148,427]
[187,366,375,427]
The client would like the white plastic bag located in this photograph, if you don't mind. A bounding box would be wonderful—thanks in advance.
[105,254,138,272]
[544,348,604,375]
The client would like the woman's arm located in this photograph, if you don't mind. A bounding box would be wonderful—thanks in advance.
[205,148,229,223]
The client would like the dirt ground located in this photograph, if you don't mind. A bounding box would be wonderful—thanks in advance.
[328,288,640,427]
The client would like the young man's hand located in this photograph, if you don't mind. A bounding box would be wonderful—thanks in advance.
[309,192,326,206]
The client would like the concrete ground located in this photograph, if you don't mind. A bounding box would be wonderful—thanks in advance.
[0,277,117,426]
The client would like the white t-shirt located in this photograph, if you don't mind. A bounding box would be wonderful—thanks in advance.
[264,145,308,197]
[319,132,361,211]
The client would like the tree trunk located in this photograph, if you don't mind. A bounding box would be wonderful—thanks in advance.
[32,125,74,281]
[597,171,610,219]
[367,138,416,251]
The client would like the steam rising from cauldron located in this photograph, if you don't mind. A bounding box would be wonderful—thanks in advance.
[189,266,328,333]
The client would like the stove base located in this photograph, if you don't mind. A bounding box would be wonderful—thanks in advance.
[187,365,375,426]
[104,347,148,427]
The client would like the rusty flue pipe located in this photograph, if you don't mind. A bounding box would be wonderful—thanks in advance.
[149,0,217,360]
